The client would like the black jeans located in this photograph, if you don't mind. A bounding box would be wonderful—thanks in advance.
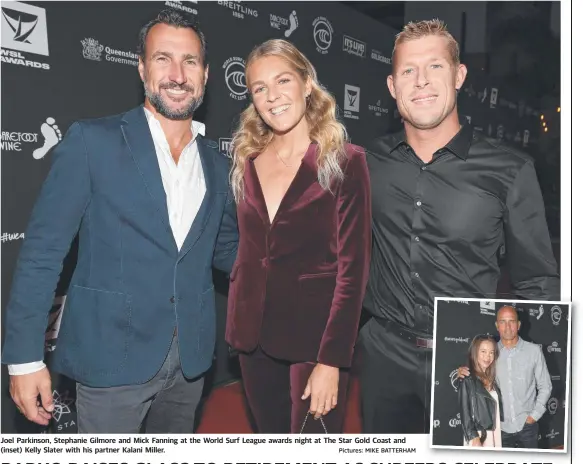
[358,317,433,434]
[502,421,539,449]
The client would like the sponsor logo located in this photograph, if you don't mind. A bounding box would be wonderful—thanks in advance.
[370,48,391,64]
[165,1,198,16]
[81,37,104,61]
[449,413,461,428]
[270,10,298,38]
[217,1,258,20]
[550,305,562,325]
[444,336,470,344]
[368,99,389,117]
[547,397,558,415]
[433,419,440,428]
[343,84,360,120]
[1,2,49,55]
[529,305,544,320]
[1,232,25,243]
[45,295,66,352]
[490,87,498,108]
[2,117,62,158]
[219,137,233,156]
[312,16,333,54]
[547,341,562,353]
[81,38,138,66]
[546,429,560,439]
[223,56,247,100]
[342,35,366,58]
[52,390,74,422]
[449,369,461,392]
[1,2,50,69]
[480,300,496,316]
[550,375,560,381]
[479,87,488,103]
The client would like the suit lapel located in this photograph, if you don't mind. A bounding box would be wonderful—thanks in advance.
[244,143,319,227]
[178,137,216,259]
[121,106,173,238]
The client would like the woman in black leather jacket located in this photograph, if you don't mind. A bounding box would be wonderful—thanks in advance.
[458,334,504,447]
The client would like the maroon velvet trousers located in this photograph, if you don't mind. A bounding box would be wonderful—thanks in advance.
[239,347,350,433]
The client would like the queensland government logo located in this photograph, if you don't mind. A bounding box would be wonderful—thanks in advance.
[312,16,332,54]
[1,2,50,69]
[223,57,247,100]
[371,48,391,65]
[81,38,138,66]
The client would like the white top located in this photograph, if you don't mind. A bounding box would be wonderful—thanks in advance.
[9,108,207,376]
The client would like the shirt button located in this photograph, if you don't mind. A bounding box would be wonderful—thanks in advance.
[421,166,427,171]
[416,201,422,207]
[170,296,176,303]
[412,272,420,278]
[414,236,420,242]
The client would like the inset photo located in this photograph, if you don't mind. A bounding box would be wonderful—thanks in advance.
[430,298,571,452]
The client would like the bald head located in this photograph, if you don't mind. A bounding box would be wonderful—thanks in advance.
[495,305,520,346]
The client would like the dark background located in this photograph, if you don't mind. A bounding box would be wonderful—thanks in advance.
[1,1,561,433]
[431,299,570,449]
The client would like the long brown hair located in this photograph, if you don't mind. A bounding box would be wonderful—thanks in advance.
[468,334,498,389]
[229,39,348,202]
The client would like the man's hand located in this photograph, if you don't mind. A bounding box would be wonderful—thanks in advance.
[10,368,54,425]
[526,415,536,424]
[457,366,470,379]
[301,363,339,420]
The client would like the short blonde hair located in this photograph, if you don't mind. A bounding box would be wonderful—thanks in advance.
[392,19,460,68]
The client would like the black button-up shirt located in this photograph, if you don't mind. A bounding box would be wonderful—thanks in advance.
[364,124,560,336]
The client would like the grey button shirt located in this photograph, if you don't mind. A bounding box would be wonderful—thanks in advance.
[496,337,552,433]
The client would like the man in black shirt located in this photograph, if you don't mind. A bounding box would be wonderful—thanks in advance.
[358,19,559,434]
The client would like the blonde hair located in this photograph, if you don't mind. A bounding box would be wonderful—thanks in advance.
[392,19,460,68]
[230,39,347,203]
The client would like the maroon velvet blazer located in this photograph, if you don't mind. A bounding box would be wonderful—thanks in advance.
[225,143,371,368]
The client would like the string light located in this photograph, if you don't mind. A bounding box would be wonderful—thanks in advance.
[542,122,546,127]
[557,107,561,113]
[540,114,544,120]
[544,127,548,133]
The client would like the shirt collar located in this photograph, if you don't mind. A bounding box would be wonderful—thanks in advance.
[143,107,206,138]
[498,336,523,351]
[390,123,473,160]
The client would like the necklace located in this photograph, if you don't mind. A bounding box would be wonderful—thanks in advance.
[274,143,311,168]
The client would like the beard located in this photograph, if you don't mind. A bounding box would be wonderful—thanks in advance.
[144,81,205,121]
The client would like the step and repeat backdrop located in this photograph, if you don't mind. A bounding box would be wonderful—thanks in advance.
[1,1,552,433]
[432,299,570,449]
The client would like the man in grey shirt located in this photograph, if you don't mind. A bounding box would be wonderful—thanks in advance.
[459,305,552,448]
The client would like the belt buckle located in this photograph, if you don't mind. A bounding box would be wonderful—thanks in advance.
[416,337,433,349]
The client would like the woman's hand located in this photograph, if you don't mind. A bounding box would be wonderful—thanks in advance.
[301,363,339,419]
[470,437,482,447]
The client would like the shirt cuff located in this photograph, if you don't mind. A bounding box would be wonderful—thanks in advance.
[8,361,46,375]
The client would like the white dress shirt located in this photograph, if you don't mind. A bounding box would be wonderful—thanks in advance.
[9,108,207,376]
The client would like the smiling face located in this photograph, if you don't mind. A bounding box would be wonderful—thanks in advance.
[476,339,496,373]
[247,55,312,135]
[138,23,208,120]
[388,35,466,130]
[496,306,521,344]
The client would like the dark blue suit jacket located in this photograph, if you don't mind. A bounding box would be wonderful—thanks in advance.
[2,105,239,387]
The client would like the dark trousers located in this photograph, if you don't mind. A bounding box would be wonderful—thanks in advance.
[502,421,539,448]
[76,333,204,433]
[239,347,350,433]
[358,317,433,433]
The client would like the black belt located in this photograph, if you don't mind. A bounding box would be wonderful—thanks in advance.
[372,316,434,349]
